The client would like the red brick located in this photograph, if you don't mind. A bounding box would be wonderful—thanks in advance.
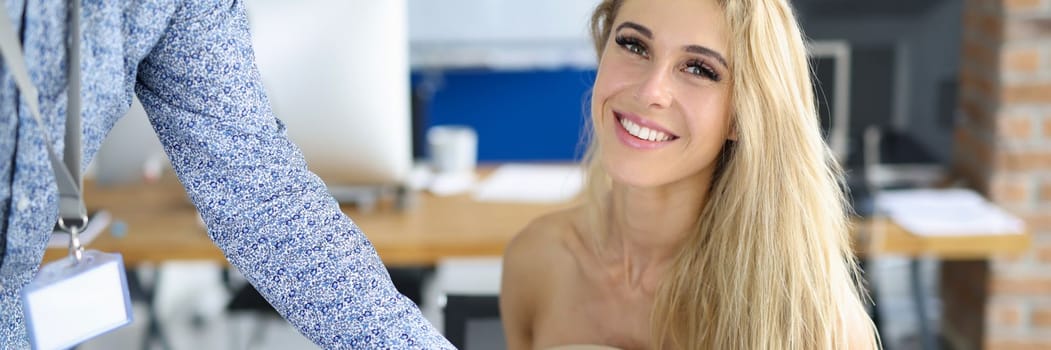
[996,150,1051,172]
[964,41,998,71]
[1004,0,1045,13]
[1002,47,1041,74]
[1002,83,1051,104]
[950,160,992,193]
[990,276,1051,295]
[960,67,979,96]
[963,10,978,28]
[979,12,1005,40]
[958,57,996,98]
[989,302,1024,327]
[978,81,999,107]
[1034,306,1051,328]
[1037,240,1051,262]
[957,127,997,167]
[987,338,1051,350]
[990,176,1030,204]
[1040,181,1051,202]
[963,10,987,38]
[941,260,990,346]
[997,113,1034,140]
[1005,17,1051,41]
[1021,212,1051,231]
[997,250,1033,265]
[962,96,995,130]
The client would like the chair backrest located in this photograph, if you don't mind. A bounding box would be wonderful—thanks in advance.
[421,257,504,348]
[862,125,946,192]
[444,295,504,349]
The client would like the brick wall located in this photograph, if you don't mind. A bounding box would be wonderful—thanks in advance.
[947,0,1051,348]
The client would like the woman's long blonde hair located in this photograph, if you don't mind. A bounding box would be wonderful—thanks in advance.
[585,0,877,348]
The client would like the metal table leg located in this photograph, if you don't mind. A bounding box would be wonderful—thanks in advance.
[911,258,937,350]
[128,267,171,350]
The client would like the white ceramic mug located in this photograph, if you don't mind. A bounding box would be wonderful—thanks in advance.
[427,125,478,175]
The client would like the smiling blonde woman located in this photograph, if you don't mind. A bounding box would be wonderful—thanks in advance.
[500,0,879,349]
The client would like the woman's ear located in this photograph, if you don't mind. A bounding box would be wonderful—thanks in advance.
[726,120,738,141]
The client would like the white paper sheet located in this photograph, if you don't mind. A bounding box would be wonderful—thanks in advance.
[875,189,1025,236]
[473,164,584,203]
[428,171,478,196]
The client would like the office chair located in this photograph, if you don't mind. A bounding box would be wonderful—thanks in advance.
[862,125,946,350]
[221,266,432,349]
[863,126,945,190]
[222,269,280,350]
[444,295,503,349]
[420,257,504,349]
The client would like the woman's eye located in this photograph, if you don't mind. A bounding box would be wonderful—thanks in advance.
[615,35,648,58]
[685,61,721,82]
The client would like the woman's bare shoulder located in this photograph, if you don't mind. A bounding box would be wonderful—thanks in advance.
[501,206,589,348]
[504,205,587,265]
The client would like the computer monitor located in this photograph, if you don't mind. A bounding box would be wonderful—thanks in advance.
[90,96,167,185]
[808,40,851,163]
[244,0,412,190]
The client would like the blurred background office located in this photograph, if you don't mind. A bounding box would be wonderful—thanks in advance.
[72,0,1050,349]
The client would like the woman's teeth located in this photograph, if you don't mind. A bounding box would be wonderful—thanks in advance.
[620,117,673,142]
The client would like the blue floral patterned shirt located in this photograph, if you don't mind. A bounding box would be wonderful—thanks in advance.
[0,0,453,348]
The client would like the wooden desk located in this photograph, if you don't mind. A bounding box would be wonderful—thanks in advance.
[861,218,1030,259]
[43,173,578,267]
[44,171,1030,266]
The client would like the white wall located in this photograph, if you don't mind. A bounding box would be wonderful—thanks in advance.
[408,0,601,69]
[409,0,599,42]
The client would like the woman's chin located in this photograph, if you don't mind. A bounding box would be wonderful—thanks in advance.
[603,163,669,189]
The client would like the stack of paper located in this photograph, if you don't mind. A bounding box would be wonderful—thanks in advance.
[875,189,1025,236]
[473,164,584,203]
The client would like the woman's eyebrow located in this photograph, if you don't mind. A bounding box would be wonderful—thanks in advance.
[684,45,728,69]
[616,21,729,69]
[615,21,652,38]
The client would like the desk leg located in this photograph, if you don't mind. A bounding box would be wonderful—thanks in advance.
[859,258,887,348]
[910,258,938,350]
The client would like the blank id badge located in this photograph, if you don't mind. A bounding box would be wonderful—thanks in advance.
[21,250,133,350]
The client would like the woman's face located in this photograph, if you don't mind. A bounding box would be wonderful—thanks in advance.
[591,0,733,189]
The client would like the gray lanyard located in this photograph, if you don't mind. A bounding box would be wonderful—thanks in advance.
[0,0,88,261]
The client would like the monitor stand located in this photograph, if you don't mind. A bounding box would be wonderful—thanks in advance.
[328,185,416,213]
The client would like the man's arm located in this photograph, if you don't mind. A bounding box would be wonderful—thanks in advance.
[134,0,452,347]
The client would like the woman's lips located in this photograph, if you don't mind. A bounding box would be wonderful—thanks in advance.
[613,111,679,149]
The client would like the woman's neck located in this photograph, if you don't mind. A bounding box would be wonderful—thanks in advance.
[603,173,711,291]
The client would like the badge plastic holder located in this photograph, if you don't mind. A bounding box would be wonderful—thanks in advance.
[21,233,132,350]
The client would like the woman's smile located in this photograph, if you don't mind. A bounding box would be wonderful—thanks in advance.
[613,110,679,150]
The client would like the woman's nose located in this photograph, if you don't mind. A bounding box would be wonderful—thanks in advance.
[633,65,673,109]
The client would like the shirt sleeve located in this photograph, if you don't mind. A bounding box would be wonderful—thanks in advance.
[132,0,454,348]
